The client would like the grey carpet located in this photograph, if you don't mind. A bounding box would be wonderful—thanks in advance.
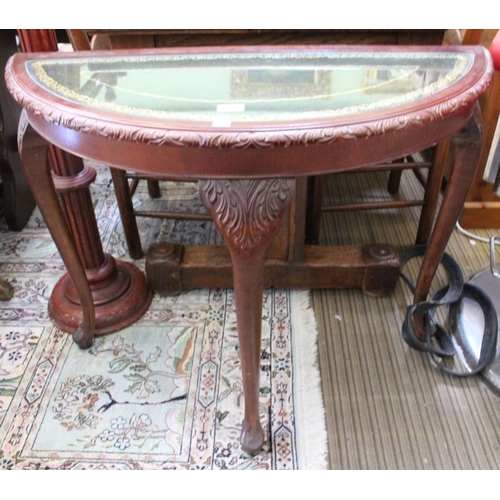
[312,169,500,469]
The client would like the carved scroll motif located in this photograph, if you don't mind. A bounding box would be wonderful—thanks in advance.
[199,178,295,252]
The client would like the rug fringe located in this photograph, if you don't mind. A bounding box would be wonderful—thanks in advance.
[290,290,329,470]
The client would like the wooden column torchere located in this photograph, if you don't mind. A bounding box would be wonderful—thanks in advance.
[47,147,152,337]
[16,30,152,343]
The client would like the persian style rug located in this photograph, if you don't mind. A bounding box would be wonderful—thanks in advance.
[0,164,328,470]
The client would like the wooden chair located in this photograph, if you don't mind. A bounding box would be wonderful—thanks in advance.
[66,29,457,258]
[304,150,439,245]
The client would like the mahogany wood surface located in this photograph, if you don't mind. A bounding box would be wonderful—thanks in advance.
[8,46,487,178]
[199,178,296,452]
[5,44,493,454]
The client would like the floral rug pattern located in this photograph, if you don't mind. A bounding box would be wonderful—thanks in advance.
[0,164,327,469]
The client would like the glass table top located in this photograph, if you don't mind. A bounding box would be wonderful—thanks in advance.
[25,49,473,126]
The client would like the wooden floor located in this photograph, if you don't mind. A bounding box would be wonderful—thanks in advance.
[312,169,500,469]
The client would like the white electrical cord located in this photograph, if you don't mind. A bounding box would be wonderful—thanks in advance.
[455,221,500,245]
[455,221,500,277]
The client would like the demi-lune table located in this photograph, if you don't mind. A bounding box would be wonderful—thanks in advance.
[5,45,493,454]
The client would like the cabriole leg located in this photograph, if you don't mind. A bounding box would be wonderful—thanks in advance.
[199,178,295,455]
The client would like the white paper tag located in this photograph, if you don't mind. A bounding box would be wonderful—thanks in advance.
[216,103,245,113]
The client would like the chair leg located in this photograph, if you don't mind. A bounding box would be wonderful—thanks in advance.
[387,169,403,194]
[305,175,325,244]
[110,168,144,259]
[147,179,161,199]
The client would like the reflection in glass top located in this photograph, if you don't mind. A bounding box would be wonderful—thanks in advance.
[26,51,473,125]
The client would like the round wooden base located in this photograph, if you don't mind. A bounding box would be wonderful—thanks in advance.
[49,255,152,336]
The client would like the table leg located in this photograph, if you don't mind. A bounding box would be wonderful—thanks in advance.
[199,178,295,455]
[413,106,483,314]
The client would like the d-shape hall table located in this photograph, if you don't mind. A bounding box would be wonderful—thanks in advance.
[5,45,493,454]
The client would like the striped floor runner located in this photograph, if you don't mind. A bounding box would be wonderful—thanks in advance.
[314,169,500,469]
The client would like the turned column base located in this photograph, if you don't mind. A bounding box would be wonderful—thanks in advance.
[49,255,152,335]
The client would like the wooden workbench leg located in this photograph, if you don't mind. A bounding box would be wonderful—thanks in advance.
[414,105,483,308]
[19,117,95,348]
[199,178,295,455]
